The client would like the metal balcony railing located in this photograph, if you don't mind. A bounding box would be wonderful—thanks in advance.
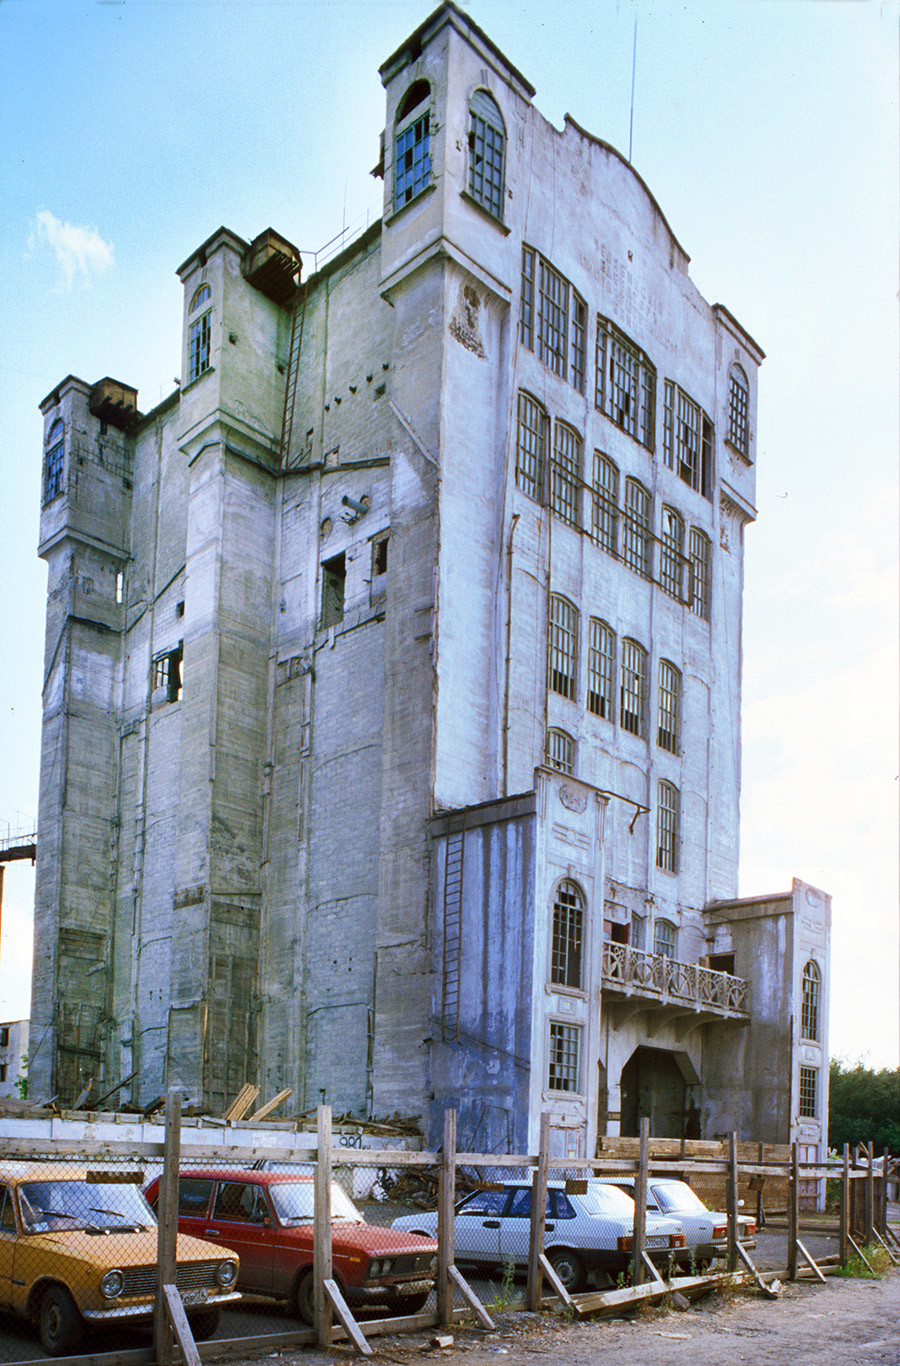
[601,942,750,1020]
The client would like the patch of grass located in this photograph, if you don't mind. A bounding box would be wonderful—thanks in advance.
[488,1257,518,1310]
[834,1243,892,1278]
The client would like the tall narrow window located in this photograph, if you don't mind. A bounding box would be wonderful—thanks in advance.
[520,247,535,350]
[551,880,584,988]
[592,452,619,554]
[320,552,346,628]
[587,619,615,720]
[622,479,651,577]
[596,316,656,450]
[394,81,431,210]
[663,379,713,496]
[548,1021,581,1092]
[799,1066,818,1118]
[548,595,578,700]
[537,257,568,378]
[653,916,677,957]
[515,391,547,503]
[657,660,681,753]
[44,418,65,503]
[728,364,750,457]
[550,422,582,526]
[688,527,711,620]
[520,247,584,394]
[659,506,685,600]
[656,782,679,873]
[570,294,586,394]
[545,728,574,775]
[468,89,505,219]
[620,639,647,737]
[801,961,820,1042]
[188,284,211,384]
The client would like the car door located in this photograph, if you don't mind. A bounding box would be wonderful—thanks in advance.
[497,1186,556,1266]
[0,1185,16,1309]
[453,1189,508,1263]
[203,1181,275,1292]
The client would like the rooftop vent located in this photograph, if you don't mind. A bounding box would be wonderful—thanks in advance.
[243,229,302,307]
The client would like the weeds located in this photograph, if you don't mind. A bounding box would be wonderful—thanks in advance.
[488,1258,518,1310]
[834,1244,892,1279]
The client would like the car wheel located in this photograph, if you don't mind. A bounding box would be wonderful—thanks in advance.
[545,1248,586,1294]
[290,1270,316,1326]
[187,1308,221,1340]
[387,1289,430,1315]
[38,1285,84,1357]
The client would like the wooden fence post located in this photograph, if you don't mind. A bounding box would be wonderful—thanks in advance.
[633,1116,649,1286]
[880,1147,889,1235]
[866,1141,875,1245]
[314,1104,333,1347]
[726,1131,739,1273]
[839,1143,849,1266]
[788,1142,799,1281]
[437,1109,457,1325]
[527,1113,550,1311]
[154,1087,182,1366]
[756,1141,765,1229]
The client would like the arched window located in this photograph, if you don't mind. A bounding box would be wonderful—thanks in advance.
[548,595,578,700]
[394,80,431,210]
[551,879,584,988]
[728,364,750,457]
[653,917,677,958]
[188,283,212,383]
[660,506,685,600]
[550,421,582,526]
[620,638,647,736]
[468,89,505,218]
[592,452,619,554]
[657,660,681,753]
[545,728,574,776]
[622,478,651,577]
[656,781,680,873]
[515,391,547,502]
[688,527,711,620]
[44,418,65,503]
[801,960,820,1041]
[587,619,615,721]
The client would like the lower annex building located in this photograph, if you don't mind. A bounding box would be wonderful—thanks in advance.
[30,3,830,1168]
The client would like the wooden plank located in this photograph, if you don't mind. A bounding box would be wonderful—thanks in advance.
[154,1089,182,1366]
[247,1088,292,1122]
[847,1234,876,1274]
[223,1084,259,1123]
[574,1270,749,1317]
[633,1117,649,1285]
[314,1104,333,1347]
[795,1239,827,1282]
[641,1250,664,1285]
[527,1113,550,1310]
[324,1278,372,1357]
[787,1144,799,1281]
[736,1240,779,1297]
[162,1284,201,1366]
[840,1144,850,1266]
[437,1109,457,1325]
[447,1264,495,1329]
[866,1143,875,1243]
[726,1132,739,1273]
[538,1251,574,1305]
[870,1225,900,1264]
[73,1078,94,1110]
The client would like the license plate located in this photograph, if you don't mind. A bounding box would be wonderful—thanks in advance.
[180,1290,209,1306]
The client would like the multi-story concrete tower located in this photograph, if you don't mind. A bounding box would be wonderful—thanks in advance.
[31,4,830,1167]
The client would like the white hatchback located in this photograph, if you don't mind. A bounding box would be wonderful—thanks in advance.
[391,1179,685,1291]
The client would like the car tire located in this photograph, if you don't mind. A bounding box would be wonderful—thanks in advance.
[38,1285,84,1357]
[387,1289,430,1315]
[545,1248,586,1294]
[290,1270,316,1326]
[187,1308,221,1340]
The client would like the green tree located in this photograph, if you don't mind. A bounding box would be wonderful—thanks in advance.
[828,1059,900,1153]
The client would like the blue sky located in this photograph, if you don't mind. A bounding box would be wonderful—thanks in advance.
[0,0,897,1068]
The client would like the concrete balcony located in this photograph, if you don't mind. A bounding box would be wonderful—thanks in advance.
[601,942,750,1038]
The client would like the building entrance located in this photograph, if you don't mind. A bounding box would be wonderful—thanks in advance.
[619,1046,687,1137]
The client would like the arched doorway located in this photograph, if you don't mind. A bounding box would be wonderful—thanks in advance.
[619,1046,696,1137]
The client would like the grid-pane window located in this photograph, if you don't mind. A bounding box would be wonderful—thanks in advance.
[660,506,685,599]
[571,295,586,394]
[688,528,711,619]
[592,452,618,554]
[657,660,680,753]
[520,248,584,394]
[44,419,64,503]
[548,1021,581,1092]
[623,479,651,577]
[188,309,211,384]
[654,917,677,957]
[468,90,505,218]
[801,961,820,1042]
[520,248,535,349]
[587,619,615,720]
[728,365,749,457]
[596,316,656,450]
[538,258,568,377]
[551,880,584,988]
[516,392,547,502]
[545,728,574,775]
[799,1066,817,1118]
[664,379,713,495]
[550,422,582,526]
[656,782,679,873]
[620,639,646,736]
[548,596,578,700]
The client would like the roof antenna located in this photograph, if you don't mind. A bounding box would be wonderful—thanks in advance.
[628,8,638,163]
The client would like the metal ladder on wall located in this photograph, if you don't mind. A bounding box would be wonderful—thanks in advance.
[278,279,309,470]
[441,824,465,1041]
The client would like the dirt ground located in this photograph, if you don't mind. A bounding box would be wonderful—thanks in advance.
[268,1269,900,1366]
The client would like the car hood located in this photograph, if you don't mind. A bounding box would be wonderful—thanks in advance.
[17,1228,231,1267]
[329,1224,437,1257]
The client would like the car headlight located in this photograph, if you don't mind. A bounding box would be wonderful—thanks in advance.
[382,1259,393,1275]
[216,1260,238,1288]
[100,1270,124,1300]
[368,1258,382,1278]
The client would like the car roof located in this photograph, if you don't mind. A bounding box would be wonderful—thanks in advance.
[170,1169,312,1185]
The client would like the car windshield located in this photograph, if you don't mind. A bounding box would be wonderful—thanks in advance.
[652,1181,707,1214]
[578,1184,636,1216]
[269,1181,363,1225]
[19,1179,155,1233]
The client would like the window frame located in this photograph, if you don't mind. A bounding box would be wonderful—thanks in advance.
[188,285,212,385]
[548,1020,582,1094]
[659,506,685,600]
[515,391,548,504]
[657,659,681,754]
[727,363,750,459]
[550,879,585,990]
[152,643,183,704]
[688,527,711,620]
[43,418,65,504]
[800,960,820,1042]
[595,315,656,450]
[548,594,578,702]
[393,80,432,212]
[549,421,582,526]
[653,917,677,958]
[799,1065,818,1119]
[587,618,615,721]
[545,727,575,775]
[622,478,651,578]
[520,246,586,394]
[592,452,619,555]
[656,782,680,874]
[619,638,647,737]
[467,88,505,220]
[663,379,714,497]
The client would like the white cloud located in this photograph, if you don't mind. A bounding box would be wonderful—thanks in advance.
[30,210,114,287]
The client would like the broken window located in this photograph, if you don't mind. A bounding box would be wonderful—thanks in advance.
[188,284,212,383]
[619,638,647,737]
[551,880,584,988]
[394,80,431,210]
[655,783,679,875]
[371,532,389,580]
[688,527,711,620]
[663,379,714,497]
[44,419,65,503]
[520,247,585,393]
[545,727,574,776]
[320,552,346,628]
[468,89,505,219]
[515,391,548,503]
[622,478,651,577]
[728,364,750,458]
[587,618,615,721]
[657,660,681,754]
[799,1065,818,1118]
[548,1021,581,1093]
[596,316,656,450]
[801,960,820,1042]
[592,451,619,554]
[548,595,578,701]
[659,506,685,600]
[152,643,183,703]
[549,421,582,526]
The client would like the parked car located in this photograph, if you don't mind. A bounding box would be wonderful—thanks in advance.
[145,1168,438,1323]
[0,1161,240,1356]
[602,1177,757,1270]
[391,1179,685,1291]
